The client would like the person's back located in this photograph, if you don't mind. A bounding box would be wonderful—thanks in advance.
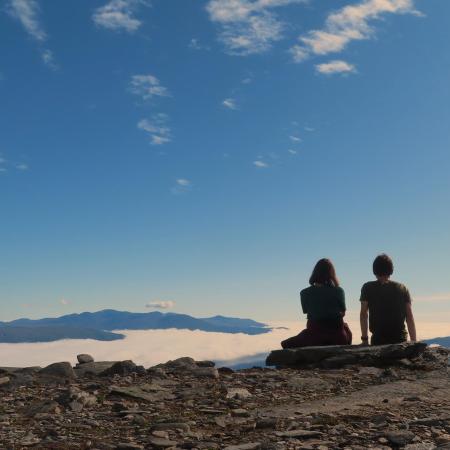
[360,254,416,346]
[281,259,352,349]
[301,285,345,326]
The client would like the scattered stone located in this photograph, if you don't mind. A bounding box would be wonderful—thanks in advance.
[0,376,10,386]
[275,429,323,439]
[77,354,94,364]
[223,444,261,450]
[148,436,178,448]
[101,360,146,377]
[152,422,190,432]
[115,444,144,450]
[227,387,252,399]
[385,430,416,446]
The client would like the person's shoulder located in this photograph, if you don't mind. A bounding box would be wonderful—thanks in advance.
[300,286,312,296]
[362,281,377,289]
[389,280,409,291]
[333,286,345,294]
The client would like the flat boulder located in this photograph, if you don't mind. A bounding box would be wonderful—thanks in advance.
[39,362,75,379]
[266,342,427,369]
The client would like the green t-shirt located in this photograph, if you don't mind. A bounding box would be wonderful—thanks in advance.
[300,285,346,322]
[360,280,411,344]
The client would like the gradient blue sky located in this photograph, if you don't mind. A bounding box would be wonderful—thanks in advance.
[1,0,449,323]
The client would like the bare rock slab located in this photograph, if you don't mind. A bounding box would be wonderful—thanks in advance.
[266,342,427,368]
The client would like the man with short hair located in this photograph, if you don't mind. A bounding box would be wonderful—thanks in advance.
[360,254,417,345]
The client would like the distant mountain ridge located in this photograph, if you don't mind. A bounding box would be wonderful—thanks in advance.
[0,309,271,343]
[424,336,450,348]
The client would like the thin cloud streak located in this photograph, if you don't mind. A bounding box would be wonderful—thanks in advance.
[222,98,238,110]
[291,0,421,62]
[8,0,56,68]
[316,60,356,75]
[145,300,175,310]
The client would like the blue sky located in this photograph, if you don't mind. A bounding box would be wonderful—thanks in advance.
[1,0,449,324]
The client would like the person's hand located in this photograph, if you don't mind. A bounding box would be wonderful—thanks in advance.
[360,336,369,346]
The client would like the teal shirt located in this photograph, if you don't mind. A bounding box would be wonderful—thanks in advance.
[300,285,346,321]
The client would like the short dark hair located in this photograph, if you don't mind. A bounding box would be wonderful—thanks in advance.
[309,258,339,287]
[373,254,394,277]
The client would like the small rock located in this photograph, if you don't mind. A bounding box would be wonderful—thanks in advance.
[152,422,191,432]
[115,444,144,450]
[385,430,416,446]
[0,376,10,386]
[232,408,250,417]
[101,360,146,377]
[77,354,94,364]
[275,429,323,439]
[148,437,178,448]
[223,444,261,450]
[227,388,252,400]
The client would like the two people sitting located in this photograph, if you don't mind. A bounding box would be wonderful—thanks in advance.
[281,254,417,348]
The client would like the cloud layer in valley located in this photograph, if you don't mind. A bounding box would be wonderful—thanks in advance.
[1,318,448,368]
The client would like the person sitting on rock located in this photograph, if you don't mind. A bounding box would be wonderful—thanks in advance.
[359,254,417,346]
[281,259,352,348]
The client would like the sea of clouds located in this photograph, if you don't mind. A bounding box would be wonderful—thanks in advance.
[1,316,448,368]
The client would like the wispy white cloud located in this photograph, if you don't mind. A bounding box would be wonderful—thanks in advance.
[93,0,149,32]
[188,38,210,51]
[207,0,307,55]
[253,160,269,168]
[60,298,70,306]
[287,149,297,155]
[8,0,56,68]
[145,300,175,310]
[138,113,171,145]
[222,98,238,110]
[16,163,29,171]
[8,0,46,41]
[316,60,356,75]
[41,49,57,70]
[129,74,170,100]
[289,135,301,143]
[171,178,192,195]
[304,126,315,132]
[291,0,421,62]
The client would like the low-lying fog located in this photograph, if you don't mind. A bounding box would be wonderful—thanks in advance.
[1,317,448,368]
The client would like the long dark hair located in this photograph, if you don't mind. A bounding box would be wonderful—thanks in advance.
[309,258,339,287]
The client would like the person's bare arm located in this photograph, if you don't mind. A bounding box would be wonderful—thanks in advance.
[360,301,369,345]
[405,302,417,342]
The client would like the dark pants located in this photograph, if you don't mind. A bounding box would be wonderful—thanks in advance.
[281,319,352,349]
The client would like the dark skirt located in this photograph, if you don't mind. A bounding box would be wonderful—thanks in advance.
[281,319,352,349]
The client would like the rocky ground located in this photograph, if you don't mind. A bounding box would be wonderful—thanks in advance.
[0,344,449,450]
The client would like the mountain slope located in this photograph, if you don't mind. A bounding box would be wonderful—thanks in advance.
[0,310,271,343]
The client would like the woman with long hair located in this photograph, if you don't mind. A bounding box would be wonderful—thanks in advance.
[281,259,352,348]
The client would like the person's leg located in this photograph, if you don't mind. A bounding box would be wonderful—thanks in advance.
[343,323,352,345]
[281,328,312,348]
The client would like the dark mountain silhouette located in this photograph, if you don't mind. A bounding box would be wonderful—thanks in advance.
[0,326,124,343]
[0,310,270,343]
[424,336,450,348]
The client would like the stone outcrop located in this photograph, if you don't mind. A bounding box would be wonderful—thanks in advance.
[266,342,428,369]
[0,344,449,449]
